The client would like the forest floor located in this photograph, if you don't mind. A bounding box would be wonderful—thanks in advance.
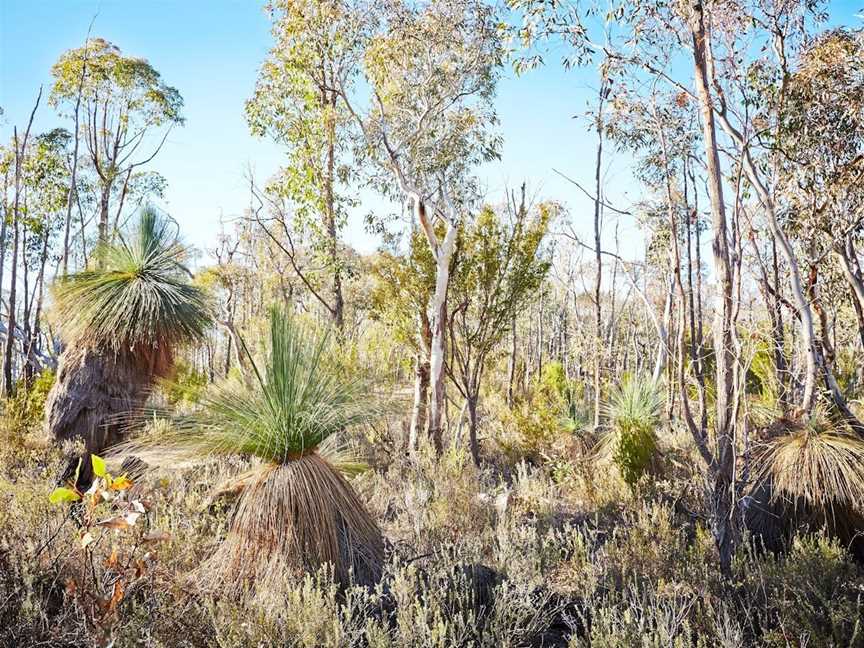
[2,404,864,648]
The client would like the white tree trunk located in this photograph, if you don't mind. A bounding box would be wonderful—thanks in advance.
[652,278,674,383]
[427,220,457,452]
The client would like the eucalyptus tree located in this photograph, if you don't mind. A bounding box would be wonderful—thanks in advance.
[448,197,552,464]
[511,0,864,574]
[246,0,367,332]
[19,129,72,384]
[370,229,436,451]
[602,77,707,417]
[774,30,864,380]
[342,0,505,451]
[3,89,41,398]
[49,38,183,246]
[507,0,747,573]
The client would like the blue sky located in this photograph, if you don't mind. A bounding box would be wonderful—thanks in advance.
[1,1,861,261]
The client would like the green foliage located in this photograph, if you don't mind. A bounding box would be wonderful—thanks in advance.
[746,338,780,405]
[22,129,70,218]
[748,535,864,648]
[162,360,208,406]
[450,202,552,361]
[152,307,379,463]
[369,228,437,349]
[604,375,662,488]
[246,0,361,270]
[497,362,585,462]
[4,370,55,434]
[52,206,212,352]
[359,0,504,197]
[48,454,133,506]
[48,487,80,504]
[50,38,183,126]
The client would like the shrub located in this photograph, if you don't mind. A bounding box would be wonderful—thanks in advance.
[603,375,662,488]
[3,369,55,434]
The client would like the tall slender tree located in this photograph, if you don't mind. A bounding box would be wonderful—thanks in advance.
[342,0,504,450]
[49,38,183,247]
[246,0,366,332]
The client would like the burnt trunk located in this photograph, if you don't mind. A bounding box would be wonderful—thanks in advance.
[44,345,151,453]
[408,352,430,453]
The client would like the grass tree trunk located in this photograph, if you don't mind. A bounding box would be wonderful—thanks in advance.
[45,346,151,453]
[46,207,212,490]
[209,455,384,593]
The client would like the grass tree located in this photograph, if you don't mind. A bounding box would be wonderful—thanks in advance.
[44,206,212,468]
[747,407,864,560]
[127,307,384,592]
[602,374,662,489]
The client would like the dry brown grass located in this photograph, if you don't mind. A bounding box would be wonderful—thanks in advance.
[756,411,864,510]
[200,453,384,597]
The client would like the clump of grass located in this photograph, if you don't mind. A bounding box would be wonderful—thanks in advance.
[756,406,864,510]
[602,374,662,488]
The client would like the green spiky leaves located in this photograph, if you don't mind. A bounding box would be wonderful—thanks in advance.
[604,374,662,488]
[52,207,212,353]
[154,307,378,465]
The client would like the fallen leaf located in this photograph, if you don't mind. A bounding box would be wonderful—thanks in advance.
[111,475,133,491]
[96,516,129,530]
[108,580,124,611]
[143,530,171,544]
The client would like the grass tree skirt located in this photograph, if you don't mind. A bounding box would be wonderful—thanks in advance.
[745,412,864,561]
[44,345,151,452]
[202,455,384,594]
